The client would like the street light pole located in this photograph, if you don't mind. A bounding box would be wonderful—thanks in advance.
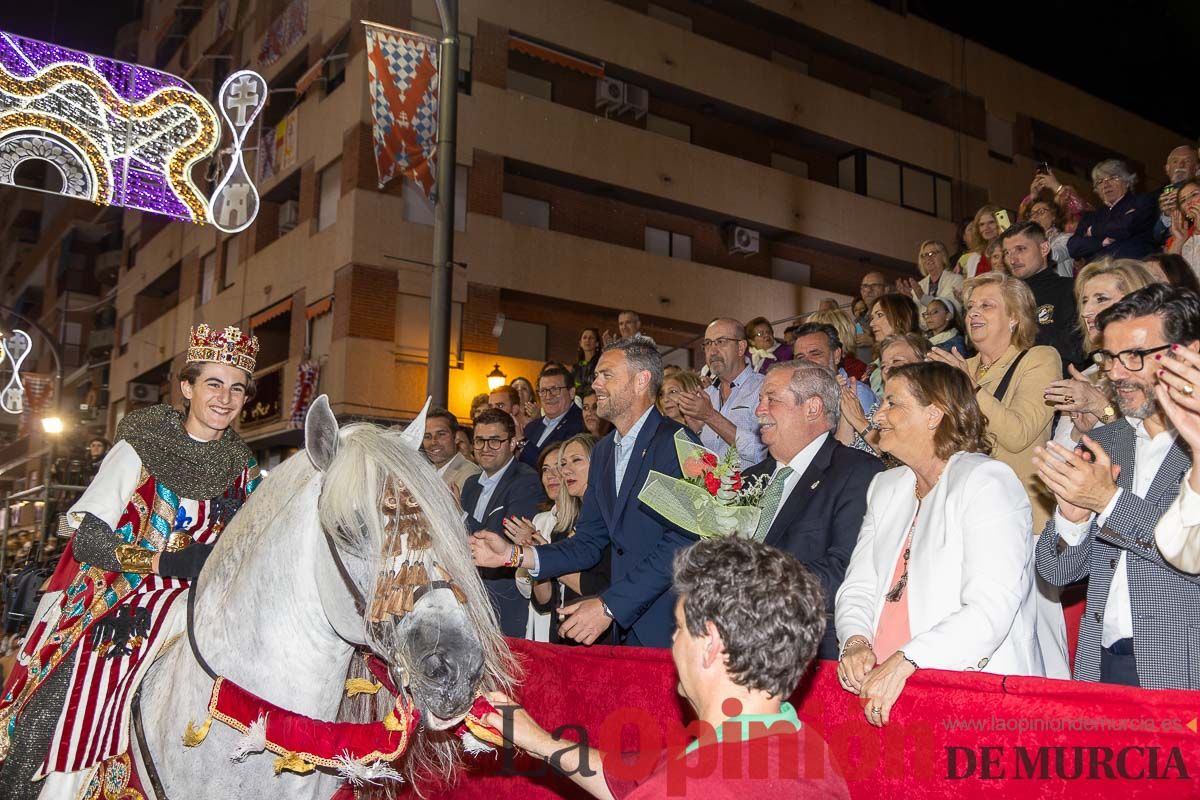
[0,303,65,556]
[425,0,459,409]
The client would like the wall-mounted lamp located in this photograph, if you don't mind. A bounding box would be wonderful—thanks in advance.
[486,364,507,392]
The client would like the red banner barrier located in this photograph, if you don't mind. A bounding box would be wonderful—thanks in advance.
[436,638,1200,799]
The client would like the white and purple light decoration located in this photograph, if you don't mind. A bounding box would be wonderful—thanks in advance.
[0,30,264,232]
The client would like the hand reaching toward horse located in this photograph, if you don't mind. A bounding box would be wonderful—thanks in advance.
[470,530,515,568]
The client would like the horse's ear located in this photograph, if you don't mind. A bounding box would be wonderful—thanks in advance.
[305,394,339,471]
[398,397,432,451]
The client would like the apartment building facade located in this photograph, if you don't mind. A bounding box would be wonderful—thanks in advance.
[23,0,1182,471]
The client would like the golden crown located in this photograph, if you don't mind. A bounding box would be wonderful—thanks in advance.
[187,324,259,373]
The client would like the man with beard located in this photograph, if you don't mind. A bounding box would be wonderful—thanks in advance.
[1033,284,1200,689]
[676,318,765,469]
[1000,221,1086,372]
[471,338,698,647]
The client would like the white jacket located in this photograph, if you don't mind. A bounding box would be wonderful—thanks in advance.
[1155,468,1200,574]
[835,451,1045,676]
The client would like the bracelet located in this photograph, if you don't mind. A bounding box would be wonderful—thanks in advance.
[841,637,872,659]
[898,650,919,669]
[114,544,155,574]
[503,545,525,569]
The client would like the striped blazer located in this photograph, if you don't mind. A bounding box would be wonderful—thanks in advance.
[1035,419,1200,689]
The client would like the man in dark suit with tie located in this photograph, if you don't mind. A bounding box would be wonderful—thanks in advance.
[743,361,883,659]
[472,337,698,647]
[460,408,545,636]
[518,364,584,469]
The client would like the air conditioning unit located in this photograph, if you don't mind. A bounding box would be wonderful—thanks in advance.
[595,77,626,113]
[622,84,648,120]
[726,225,760,256]
[128,381,161,404]
[278,200,300,234]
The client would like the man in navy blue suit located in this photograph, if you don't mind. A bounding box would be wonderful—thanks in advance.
[518,364,584,469]
[742,362,883,659]
[461,408,546,636]
[471,337,697,647]
[1067,159,1158,261]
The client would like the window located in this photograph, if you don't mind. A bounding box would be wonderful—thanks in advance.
[647,4,693,31]
[837,150,952,220]
[62,321,82,366]
[498,319,546,361]
[644,226,692,260]
[865,155,900,205]
[199,250,217,305]
[987,114,1014,160]
[771,152,809,179]
[317,159,341,231]
[222,236,240,290]
[119,313,133,355]
[771,257,811,285]
[501,192,550,229]
[646,114,691,143]
[395,294,463,361]
[506,69,552,101]
[402,165,467,230]
[309,306,333,362]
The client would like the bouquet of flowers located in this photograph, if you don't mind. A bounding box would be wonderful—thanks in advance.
[638,430,770,539]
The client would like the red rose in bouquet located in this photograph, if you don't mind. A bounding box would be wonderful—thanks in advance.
[703,472,721,496]
[702,453,718,468]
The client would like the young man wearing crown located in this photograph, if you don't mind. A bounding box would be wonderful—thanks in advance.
[0,324,263,799]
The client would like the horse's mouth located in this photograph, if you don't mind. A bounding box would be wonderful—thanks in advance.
[424,710,468,731]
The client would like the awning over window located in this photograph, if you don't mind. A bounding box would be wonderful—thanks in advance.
[305,295,333,320]
[249,297,292,329]
[508,35,603,77]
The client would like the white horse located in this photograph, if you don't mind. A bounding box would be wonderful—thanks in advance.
[127,396,515,798]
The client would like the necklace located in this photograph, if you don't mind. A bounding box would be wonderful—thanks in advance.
[885,464,947,602]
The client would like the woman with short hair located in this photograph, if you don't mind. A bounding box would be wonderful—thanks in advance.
[657,370,706,435]
[745,316,793,374]
[905,239,963,311]
[836,362,1044,726]
[836,332,931,458]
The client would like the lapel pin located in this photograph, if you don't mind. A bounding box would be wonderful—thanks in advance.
[810,480,820,490]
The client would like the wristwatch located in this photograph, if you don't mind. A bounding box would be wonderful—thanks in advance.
[600,600,615,620]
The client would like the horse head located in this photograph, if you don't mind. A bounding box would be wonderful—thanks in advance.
[304,396,514,733]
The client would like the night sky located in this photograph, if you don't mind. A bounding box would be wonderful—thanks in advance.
[0,2,1192,138]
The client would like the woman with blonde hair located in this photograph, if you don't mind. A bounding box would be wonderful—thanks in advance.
[1043,259,1157,446]
[956,205,1011,278]
[928,271,1066,678]
[903,239,963,312]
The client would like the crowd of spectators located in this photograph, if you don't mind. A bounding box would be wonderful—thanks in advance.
[429,146,1200,711]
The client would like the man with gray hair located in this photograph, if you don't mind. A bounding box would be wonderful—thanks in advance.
[676,317,766,468]
[1067,158,1158,261]
[472,337,698,647]
[742,361,883,659]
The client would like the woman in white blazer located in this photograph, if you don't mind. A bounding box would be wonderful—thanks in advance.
[1153,342,1200,573]
[903,239,965,315]
[836,361,1044,727]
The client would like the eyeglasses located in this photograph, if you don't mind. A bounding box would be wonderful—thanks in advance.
[860,281,887,290]
[537,385,568,398]
[702,337,740,349]
[750,331,774,340]
[473,436,511,450]
[919,251,941,259]
[1092,344,1171,372]
[1093,175,1124,189]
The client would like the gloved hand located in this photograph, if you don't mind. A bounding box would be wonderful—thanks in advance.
[157,543,214,581]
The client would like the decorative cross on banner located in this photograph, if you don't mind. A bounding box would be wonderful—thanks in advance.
[209,69,267,233]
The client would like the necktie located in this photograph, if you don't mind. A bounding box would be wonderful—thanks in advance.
[753,466,794,542]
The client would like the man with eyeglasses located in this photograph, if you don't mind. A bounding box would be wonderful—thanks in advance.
[1033,284,1200,690]
[676,318,766,468]
[1067,158,1158,261]
[855,271,889,362]
[422,406,480,494]
[519,365,584,468]
[461,407,546,636]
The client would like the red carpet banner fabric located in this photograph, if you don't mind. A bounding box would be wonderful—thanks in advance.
[435,638,1200,799]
